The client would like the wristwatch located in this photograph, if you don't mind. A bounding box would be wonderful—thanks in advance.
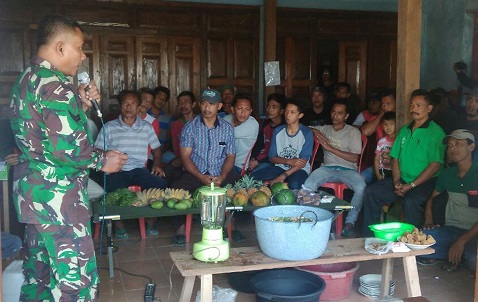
[410,182,417,188]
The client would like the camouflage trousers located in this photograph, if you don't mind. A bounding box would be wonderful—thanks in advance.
[21,222,99,302]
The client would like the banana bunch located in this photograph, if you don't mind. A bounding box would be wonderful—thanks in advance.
[133,188,164,207]
[163,188,191,200]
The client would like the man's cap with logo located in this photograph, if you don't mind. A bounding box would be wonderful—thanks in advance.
[443,129,475,144]
[200,89,221,104]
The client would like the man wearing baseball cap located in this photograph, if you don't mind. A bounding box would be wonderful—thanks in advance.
[417,129,478,274]
[170,88,240,244]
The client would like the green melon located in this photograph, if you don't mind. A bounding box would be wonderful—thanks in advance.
[275,189,296,205]
[270,182,289,195]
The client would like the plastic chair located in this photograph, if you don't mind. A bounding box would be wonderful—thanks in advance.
[319,134,368,236]
[241,143,256,176]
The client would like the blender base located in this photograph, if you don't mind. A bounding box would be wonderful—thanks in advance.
[193,228,229,262]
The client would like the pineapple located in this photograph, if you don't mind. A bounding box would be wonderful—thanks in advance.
[233,175,263,198]
[247,187,258,197]
[236,188,248,196]
[259,186,272,198]
[224,184,235,198]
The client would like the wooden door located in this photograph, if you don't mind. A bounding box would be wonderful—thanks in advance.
[339,41,367,102]
[167,37,200,116]
[276,36,315,102]
[100,35,135,119]
[136,37,168,93]
[0,27,32,112]
[206,34,258,106]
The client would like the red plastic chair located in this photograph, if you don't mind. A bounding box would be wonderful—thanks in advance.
[319,134,368,236]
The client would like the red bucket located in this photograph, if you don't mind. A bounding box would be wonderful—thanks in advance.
[297,262,358,301]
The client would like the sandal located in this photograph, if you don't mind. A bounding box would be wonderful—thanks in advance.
[417,257,440,266]
[442,262,460,272]
[115,228,129,239]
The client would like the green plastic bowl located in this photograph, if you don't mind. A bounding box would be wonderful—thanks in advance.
[368,222,415,241]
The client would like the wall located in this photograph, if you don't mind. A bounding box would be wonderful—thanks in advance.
[420,0,474,91]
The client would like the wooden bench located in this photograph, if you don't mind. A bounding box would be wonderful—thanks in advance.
[170,238,434,302]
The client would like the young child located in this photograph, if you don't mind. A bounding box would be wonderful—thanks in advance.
[250,99,314,189]
[374,111,396,180]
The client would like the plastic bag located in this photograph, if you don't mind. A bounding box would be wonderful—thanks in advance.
[364,238,394,255]
[264,61,280,86]
[195,285,237,302]
[297,185,323,205]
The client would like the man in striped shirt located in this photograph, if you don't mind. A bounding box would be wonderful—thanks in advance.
[96,90,167,238]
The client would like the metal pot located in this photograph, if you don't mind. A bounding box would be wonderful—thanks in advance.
[253,205,333,261]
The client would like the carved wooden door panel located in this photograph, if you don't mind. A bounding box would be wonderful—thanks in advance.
[100,35,135,118]
[167,37,200,115]
[0,27,32,111]
[206,34,257,105]
[338,40,367,102]
[136,37,168,93]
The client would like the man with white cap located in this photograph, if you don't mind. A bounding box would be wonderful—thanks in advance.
[417,129,478,273]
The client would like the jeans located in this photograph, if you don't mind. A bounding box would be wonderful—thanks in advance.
[362,177,437,236]
[105,167,168,192]
[422,225,477,270]
[304,167,366,225]
[250,166,308,190]
[361,166,376,184]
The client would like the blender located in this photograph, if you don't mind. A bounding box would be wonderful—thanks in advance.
[193,183,229,262]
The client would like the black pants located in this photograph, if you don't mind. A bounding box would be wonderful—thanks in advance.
[363,177,437,236]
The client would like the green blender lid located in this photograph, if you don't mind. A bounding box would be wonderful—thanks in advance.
[198,183,226,196]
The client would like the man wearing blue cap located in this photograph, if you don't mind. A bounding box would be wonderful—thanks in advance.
[170,89,240,244]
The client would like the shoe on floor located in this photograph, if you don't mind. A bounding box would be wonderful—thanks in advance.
[115,228,129,239]
[416,257,441,266]
[172,234,186,246]
[146,228,159,236]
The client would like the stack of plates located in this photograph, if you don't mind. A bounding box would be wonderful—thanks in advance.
[358,274,395,299]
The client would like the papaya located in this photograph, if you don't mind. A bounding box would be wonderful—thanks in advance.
[250,191,269,207]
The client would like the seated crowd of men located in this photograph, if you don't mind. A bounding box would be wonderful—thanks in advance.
[94,81,478,273]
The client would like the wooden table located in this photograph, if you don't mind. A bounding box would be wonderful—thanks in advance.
[171,238,434,302]
[93,196,351,278]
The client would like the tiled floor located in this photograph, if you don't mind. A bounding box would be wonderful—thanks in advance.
[94,216,476,302]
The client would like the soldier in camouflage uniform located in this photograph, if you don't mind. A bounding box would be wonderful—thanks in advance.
[9,15,127,301]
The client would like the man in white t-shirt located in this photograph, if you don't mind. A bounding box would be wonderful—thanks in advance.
[304,100,366,236]
[224,93,259,174]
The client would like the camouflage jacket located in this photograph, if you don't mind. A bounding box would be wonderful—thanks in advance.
[9,56,106,225]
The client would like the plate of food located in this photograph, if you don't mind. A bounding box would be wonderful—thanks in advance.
[398,227,436,250]
[404,242,435,250]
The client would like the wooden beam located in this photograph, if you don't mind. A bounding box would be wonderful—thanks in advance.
[396,0,422,128]
[264,0,277,100]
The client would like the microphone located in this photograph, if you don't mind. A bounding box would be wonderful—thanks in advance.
[77,71,102,118]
